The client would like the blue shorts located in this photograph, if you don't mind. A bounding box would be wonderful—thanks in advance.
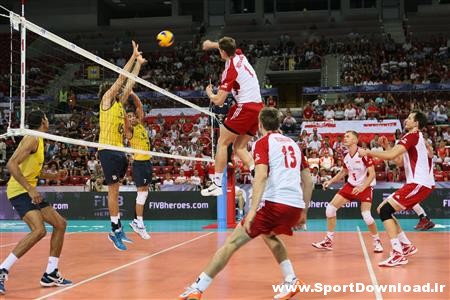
[132,160,152,187]
[9,193,50,219]
[98,149,128,185]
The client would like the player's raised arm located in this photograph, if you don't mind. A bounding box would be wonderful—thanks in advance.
[130,91,144,123]
[119,55,147,105]
[202,40,220,51]
[101,41,141,109]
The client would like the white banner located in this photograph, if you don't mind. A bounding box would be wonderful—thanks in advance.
[301,120,402,134]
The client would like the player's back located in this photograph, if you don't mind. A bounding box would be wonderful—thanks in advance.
[399,131,435,188]
[254,132,304,208]
[222,49,262,104]
[99,100,125,147]
[343,149,376,187]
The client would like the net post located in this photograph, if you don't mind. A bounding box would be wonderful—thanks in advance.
[217,166,227,231]
[226,165,236,227]
[19,2,26,129]
[8,10,13,129]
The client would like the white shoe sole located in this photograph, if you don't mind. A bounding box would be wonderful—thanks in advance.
[201,190,223,196]
[378,259,408,267]
[129,223,151,240]
[40,281,73,287]
[312,243,333,251]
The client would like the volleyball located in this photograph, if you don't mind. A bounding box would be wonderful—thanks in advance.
[156,30,174,47]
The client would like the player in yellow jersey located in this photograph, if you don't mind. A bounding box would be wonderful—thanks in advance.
[97,41,147,251]
[0,111,71,295]
[126,91,151,240]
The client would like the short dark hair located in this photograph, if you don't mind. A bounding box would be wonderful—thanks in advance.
[411,110,427,129]
[346,130,358,138]
[218,37,236,57]
[259,107,280,131]
[27,110,46,129]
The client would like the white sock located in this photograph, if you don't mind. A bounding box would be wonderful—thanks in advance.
[192,272,213,292]
[0,253,18,271]
[412,204,426,217]
[110,216,119,224]
[280,260,296,282]
[239,209,243,215]
[397,231,411,245]
[372,234,380,240]
[46,256,59,274]
[390,238,402,253]
[326,232,334,241]
[213,172,223,186]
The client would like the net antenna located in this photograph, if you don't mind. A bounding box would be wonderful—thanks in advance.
[0,5,214,163]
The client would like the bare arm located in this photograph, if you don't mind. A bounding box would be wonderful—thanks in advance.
[6,136,42,203]
[130,91,144,122]
[118,55,147,105]
[379,138,403,166]
[243,164,267,233]
[360,165,375,190]
[360,144,407,161]
[206,84,228,106]
[102,41,141,110]
[301,168,313,209]
[323,167,348,189]
[202,40,220,51]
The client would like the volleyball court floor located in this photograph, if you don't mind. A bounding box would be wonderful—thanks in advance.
[0,219,449,300]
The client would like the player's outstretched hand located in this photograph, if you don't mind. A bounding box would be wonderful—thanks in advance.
[137,54,147,65]
[358,148,369,157]
[378,136,389,149]
[132,40,142,58]
[202,40,216,51]
[322,180,331,190]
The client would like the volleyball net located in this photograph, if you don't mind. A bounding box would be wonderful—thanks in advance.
[1,7,217,164]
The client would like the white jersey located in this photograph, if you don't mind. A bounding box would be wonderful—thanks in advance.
[343,148,376,187]
[398,131,435,188]
[220,49,262,104]
[253,132,305,208]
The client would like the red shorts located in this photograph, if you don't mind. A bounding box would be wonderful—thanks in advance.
[389,183,434,209]
[337,183,373,203]
[241,201,302,239]
[224,102,264,136]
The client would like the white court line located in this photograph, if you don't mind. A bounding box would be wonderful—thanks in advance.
[0,232,77,248]
[357,226,383,300]
[34,231,215,300]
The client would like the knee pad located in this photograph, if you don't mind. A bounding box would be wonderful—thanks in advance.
[136,191,148,205]
[361,210,375,225]
[326,204,337,218]
[379,202,396,222]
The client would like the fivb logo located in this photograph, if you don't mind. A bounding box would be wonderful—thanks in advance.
[443,199,450,207]
[93,195,125,217]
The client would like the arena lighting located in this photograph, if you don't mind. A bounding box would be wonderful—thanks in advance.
[163,1,172,5]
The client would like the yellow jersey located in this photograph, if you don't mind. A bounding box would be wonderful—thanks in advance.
[129,123,151,161]
[7,137,44,199]
[99,100,125,147]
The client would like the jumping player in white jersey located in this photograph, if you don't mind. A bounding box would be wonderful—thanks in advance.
[179,107,313,300]
[358,111,435,267]
[200,37,264,197]
[312,131,383,253]
[378,135,435,231]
